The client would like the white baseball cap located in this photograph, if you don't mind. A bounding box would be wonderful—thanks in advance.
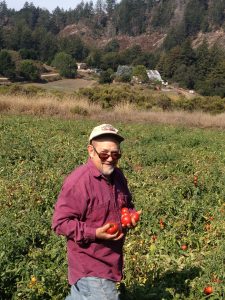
[89,124,124,143]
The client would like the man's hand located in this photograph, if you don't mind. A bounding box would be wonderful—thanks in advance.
[96,224,124,241]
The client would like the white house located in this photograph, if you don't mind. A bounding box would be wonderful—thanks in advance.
[146,70,168,85]
[77,62,87,70]
[146,70,163,82]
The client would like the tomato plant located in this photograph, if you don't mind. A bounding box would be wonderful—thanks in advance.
[1,116,225,300]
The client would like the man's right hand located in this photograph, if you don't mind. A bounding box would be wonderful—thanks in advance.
[96,224,124,241]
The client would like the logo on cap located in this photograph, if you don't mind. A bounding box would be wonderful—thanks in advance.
[101,124,117,132]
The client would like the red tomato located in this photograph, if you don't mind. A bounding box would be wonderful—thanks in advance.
[121,207,129,215]
[194,175,198,187]
[106,223,119,235]
[203,286,213,295]
[159,219,165,229]
[121,212,130,218]
[181,244,187,251]
[121,214,131,227]
[152,235,157,242]
[131,212,140,223]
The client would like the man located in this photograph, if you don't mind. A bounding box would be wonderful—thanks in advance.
[52,124,140,300]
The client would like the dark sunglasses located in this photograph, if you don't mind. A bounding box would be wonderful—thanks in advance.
[92,145,122,161]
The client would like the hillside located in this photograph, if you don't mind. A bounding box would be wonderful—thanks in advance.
[60,24,167,52]
[1,0,225,53]
[60,23,225,53]
[58,0,225,52]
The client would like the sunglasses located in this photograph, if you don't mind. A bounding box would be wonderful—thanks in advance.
[92,145,122,161]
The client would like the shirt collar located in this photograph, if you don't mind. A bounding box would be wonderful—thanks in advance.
[87,157,103,178]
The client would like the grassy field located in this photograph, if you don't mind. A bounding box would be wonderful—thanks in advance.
[0,115,224,299]
[24,77,97,92]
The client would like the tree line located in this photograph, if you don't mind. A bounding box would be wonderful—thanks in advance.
[1,0,225,54]
[0,0,225,97]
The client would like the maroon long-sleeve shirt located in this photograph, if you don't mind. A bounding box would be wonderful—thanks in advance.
[52,158,134,285]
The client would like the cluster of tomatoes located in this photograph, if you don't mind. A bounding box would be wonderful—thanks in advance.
[106,207,140,235]
[121,207,139,227]
[193,175,198,187]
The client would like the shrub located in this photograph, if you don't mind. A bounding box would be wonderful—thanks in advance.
[157,94,173,111]
[19,49,38,60]
[18,60,41,81]
[99,69,113,84]
[132,65,149,83]
[0,84,45,97]
[52,52,77,78]
[0,50,16,79]
[115,65,132,83]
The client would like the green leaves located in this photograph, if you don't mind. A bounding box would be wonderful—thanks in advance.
[1,116,225,299]
[52,52,77,78]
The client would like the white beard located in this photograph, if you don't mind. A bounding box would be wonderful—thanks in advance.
[101,164,115,176]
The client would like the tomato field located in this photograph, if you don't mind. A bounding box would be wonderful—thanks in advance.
[0,115,224,299]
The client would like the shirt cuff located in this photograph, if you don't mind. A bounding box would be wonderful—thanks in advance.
[85,226,97,242]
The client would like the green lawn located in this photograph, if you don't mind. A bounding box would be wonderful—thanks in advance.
[24,77,96,92]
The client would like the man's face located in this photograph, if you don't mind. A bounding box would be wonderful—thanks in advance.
[88,137,121,177]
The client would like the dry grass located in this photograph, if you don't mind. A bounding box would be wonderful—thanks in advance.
[1,94,225,129]
[0,94,102,118]
[105,108,225,128]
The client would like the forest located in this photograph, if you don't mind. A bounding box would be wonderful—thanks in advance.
[0,0,225,96]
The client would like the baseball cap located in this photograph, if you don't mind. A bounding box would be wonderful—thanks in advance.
[89,124,124,143]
